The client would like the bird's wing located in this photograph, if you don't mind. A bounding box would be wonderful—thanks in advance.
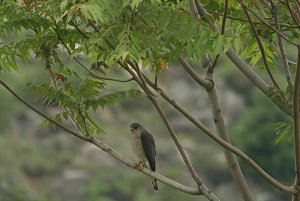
[141,130,156,171]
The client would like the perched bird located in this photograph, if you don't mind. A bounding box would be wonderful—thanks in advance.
[130,122,158,190]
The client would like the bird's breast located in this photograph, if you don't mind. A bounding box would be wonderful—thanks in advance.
[130,133,146,161]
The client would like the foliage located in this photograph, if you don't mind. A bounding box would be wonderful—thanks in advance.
[0,0,298,135]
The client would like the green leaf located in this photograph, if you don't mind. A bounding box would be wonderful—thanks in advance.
[273,122,293,144]
[38,119,50,129]
[60,0,69,10]
[212,35,224,57]
[131,0,143,9]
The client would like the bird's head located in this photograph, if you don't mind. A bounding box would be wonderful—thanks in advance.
[130,122,143,133]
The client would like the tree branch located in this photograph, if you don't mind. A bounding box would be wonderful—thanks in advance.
[0,79,204,196]
[204,63,255,201]
[221,0,228,34]
[178,56,213,89]
[226,49,292,115]
[285,0,300,28]
[270,1,293,90]
[292,46,300,200]
[47,68,86,136]
[240,1,282,91]
[208,12,298,28]
[55,31,134,83]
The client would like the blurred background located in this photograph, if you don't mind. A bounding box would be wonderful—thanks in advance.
[0,36,297,201]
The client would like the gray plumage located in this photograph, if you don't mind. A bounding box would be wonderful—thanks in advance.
[130,123,158,190]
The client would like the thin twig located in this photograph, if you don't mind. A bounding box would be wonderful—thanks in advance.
[285,0,300,28]
[221,0,229,35]
[208,12,298,28]
[270,1,293,90]
[296,0,300,18]
[209,0,228,72]
[48,67,85,136]
[56,32,134,83]
[71,22,89,39]
[261,0,272,10]
[252,0,268,17]
[88,20,101,32]
[240,1,282,91]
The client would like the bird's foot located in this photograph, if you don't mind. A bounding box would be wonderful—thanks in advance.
[134,161,145,170]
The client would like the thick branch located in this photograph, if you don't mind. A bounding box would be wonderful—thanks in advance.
[226,49,292,115]
[180,53,255,200]
[205,68,255,201]
[179,57,213,89]
[0,79,203,195]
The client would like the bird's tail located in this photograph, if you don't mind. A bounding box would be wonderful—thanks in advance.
[152,178,158,190]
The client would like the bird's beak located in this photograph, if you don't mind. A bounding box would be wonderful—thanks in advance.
[130,128,133,132]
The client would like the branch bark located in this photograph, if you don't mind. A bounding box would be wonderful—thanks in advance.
[178,57,213,89]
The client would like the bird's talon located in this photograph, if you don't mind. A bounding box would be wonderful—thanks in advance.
[133,161,144,170]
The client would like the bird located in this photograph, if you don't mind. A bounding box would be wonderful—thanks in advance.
[130,122,158,190]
